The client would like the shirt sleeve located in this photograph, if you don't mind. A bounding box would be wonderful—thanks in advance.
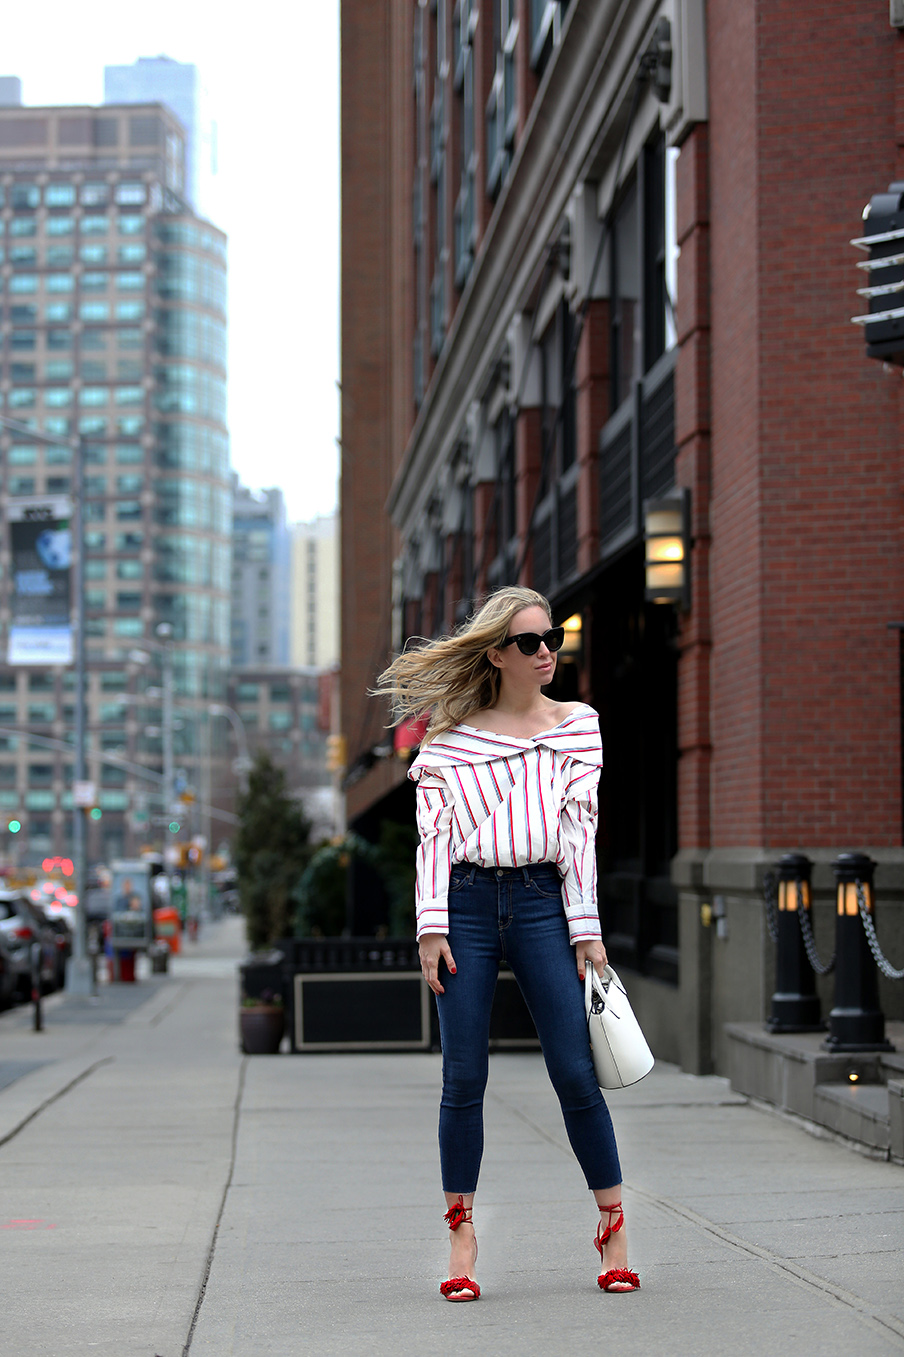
[413,768,454,939]
[556,761,602,943]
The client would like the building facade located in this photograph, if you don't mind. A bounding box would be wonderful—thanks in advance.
[341,0,904,1072]
[289,513,339,670]
[0,96,231,866]
[230,482,291,669]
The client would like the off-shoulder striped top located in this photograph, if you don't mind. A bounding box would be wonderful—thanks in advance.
[408,703,603,944]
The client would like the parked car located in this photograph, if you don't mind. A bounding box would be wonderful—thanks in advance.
[0,929,18,1009]
[0,892,59,998]
[36,904,72,989]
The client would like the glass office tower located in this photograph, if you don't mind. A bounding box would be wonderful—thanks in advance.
[0,100,230,863]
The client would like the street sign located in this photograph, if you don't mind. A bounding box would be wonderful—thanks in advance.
[72,781,97,808]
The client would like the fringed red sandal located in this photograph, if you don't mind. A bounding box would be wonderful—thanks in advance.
[440,1196,480,1301]
[594,1201,640,1293]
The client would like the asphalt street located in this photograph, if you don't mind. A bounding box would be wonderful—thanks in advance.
[0,915,901,1357]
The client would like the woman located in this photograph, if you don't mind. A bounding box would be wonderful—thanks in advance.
[375,586,639,1300]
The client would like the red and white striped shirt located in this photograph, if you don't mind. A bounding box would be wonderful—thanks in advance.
[409,703,603,944]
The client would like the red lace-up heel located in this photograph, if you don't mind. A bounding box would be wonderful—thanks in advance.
[594,1201,640,1293]
[440,1196,480,1301]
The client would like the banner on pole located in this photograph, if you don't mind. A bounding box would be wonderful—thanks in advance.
[6,496,74,665]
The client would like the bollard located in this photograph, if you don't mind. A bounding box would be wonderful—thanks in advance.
[766,853,823,1032]
[824,853,893,1052]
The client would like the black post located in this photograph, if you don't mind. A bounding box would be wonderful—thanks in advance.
[824,853,893,1052]
[767,853,823,1032]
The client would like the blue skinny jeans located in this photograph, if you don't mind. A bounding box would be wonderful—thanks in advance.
[434,862,622,1195]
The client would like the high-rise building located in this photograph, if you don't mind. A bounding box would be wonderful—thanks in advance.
[104,57,206,210]
[289,514,338,670]
[230,483,291,668]
[0,97,230,864]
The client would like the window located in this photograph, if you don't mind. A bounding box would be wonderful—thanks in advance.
[85,590,106,610]
[10,304,37,323]
[44,419,70,437]
[236,682,259,701]
[85,560,106,580]
[81,361,107,381]
[9,389,35,408]
[116,532,143,550]
[270,683,291,702]
[80,216,109,235]
[84,475,107,495]
[46,246,74,266]
[45,184,76,207]
[26,791,55,811]
[80,302,110,322]
[118,215,144,235]
[80,331,107,351]
[10,363,35,382]
[46,217,74,236]
[117,416,144,436]
[116,560,143,579]
[45,360,74,381]
[46,330,71,349]
[116,474,143,494]
[116,360,141,380]
[117,243,146,264]
[118,328,143,350]
[115,444,142,463]
[11,331,36,349]
[115,386,143,405]
[45,443,72,462]
[27,704,55,724]
[44,389,73,407]
[268,711,292,731]
[116,272,144,291]
[10,246,37,266]
[84,532,106,551]
[9,217,36,237]
[116,501,142,520]
[79,244,108,264]
[45,303,72,322]
[45,273,74,292]
[10,275,37,293]
[116,301,145,321]
[12,185,40,208]
[115,183,146,205]
[80,184,109,207]
[112,618,144,637]
[116,591,142,609]
[80,387,109,407]
[79,416,108,436]
[100,671,125,689]
[81,272,109,291]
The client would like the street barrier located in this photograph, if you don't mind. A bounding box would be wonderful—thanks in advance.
[763,852,904,1050]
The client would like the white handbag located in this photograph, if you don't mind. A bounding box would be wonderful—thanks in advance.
[585,964,655,1089]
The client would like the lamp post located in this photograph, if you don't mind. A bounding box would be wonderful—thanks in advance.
[208,702,252,792]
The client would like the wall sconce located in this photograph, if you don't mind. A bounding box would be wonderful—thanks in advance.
[559,613,583,659]
[644,489,690,609]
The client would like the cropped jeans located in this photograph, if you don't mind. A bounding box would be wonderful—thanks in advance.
[434,862,621,1195]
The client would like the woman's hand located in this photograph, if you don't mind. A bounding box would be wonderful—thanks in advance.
[575,938,607,982]
[419,933,457,995]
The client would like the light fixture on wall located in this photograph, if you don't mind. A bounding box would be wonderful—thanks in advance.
[559,613,583,659]
[643,489,690,609]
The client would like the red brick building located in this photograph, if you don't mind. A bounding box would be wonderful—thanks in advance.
[341,0,904,1072]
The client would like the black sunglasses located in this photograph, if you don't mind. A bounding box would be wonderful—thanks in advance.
[499,627,565,656]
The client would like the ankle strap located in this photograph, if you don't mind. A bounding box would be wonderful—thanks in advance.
[598,1202,623,1215]
[444,1196,473,1230]
[596,1201,624,1247]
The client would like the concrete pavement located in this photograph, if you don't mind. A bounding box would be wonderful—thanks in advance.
[0,915,902,1356]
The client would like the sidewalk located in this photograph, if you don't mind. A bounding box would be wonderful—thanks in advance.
[0,917,902,1357]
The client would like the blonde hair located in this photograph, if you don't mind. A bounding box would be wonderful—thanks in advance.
[373,586,553,745]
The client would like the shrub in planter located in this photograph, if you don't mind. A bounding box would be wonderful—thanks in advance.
[235,752,313,950]
[239,989,285,1054]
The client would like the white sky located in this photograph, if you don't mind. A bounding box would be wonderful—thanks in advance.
[2,0,341,525]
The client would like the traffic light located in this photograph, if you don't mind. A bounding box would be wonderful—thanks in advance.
[168,820,181,834]
[7,818,21,834]
[89,807,102,821]
[852,183,904,364]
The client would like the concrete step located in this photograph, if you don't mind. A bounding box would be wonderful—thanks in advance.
[725,1020,904,1162]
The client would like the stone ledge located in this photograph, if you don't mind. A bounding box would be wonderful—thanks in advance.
[725,1020,904,1160]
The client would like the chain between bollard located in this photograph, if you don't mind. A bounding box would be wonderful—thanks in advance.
[762,871,779,943]
[856,881,904,981]
[796,879,835,975]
